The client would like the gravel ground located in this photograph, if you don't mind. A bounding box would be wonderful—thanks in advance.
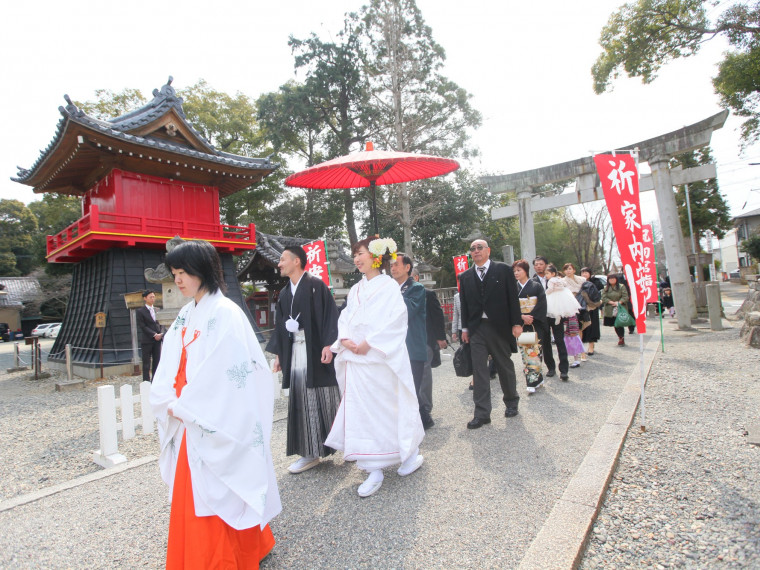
[580,324,760,569]
[1,310,754,569]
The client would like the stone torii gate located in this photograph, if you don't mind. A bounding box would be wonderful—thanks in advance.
[481,110,728,331]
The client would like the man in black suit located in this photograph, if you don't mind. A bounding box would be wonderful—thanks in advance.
[136,290,163,382]
[532,256,569,381]
[460,239,523,428]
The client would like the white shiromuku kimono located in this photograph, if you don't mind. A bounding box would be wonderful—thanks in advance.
[325,273,425,471]
[149,290,282,530]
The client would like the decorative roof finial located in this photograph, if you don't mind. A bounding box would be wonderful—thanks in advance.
[61,94,82,117]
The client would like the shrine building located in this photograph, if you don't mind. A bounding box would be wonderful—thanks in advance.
[13,77,277,375]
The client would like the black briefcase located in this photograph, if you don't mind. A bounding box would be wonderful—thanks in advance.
[453,343,473,377]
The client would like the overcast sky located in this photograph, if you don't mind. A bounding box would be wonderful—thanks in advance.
[3,0,759,224]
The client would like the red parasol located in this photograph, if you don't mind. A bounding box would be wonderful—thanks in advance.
[284,141,459,235]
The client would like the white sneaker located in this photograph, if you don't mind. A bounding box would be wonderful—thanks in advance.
[570,361,580,368]
[526,386,536,394]
[397,454,424,476]
[358,470,384,497]
[287,456,320,474]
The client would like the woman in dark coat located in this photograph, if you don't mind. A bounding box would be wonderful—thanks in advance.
[580,268,602,355]
[601,274,629,346]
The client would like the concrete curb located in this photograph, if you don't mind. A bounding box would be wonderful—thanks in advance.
[518,330,661,570]
[0,455,157,514]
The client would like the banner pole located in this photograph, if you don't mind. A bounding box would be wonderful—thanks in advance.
[633,147,647,432]
[639,332,646,431]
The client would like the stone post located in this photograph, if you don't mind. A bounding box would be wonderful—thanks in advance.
[517,188,536,264]
[705,283,723,331]
[649,157,696,330]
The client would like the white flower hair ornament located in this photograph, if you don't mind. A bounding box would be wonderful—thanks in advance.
[368,237,398,268]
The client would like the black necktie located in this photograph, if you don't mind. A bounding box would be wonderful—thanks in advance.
[477,266,485,280]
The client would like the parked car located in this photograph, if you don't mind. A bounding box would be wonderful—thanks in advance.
[31,323,61,337]
[47,323,62,338]
[0,323,9,342]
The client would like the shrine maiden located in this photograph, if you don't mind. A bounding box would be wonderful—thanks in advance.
[325,236,425,498]
[150,240,281,569]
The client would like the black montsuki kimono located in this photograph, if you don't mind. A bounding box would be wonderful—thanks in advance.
[265,272,339,389]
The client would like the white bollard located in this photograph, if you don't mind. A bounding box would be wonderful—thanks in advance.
[140,381,154,434]
[66,344,72,382]
[93,385,126,468]
[120,384,136,440]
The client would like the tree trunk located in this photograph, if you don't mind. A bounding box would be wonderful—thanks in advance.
[385,0,413,256]
[344,189,358,245]
[400,184,413,257]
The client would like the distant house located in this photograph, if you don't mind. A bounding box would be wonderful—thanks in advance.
[734,207,760,268]
[0,277,42,335]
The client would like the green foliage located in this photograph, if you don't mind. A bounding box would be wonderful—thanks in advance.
[593,0,760,143]
[177,80,287,227]
[373,170,499,286]
[740,233,760,261]
[75,88,147,119]
[713,44,760,144]
[28,194,81,272]
[0,199,38,275]
[265,26,380,244]
[671,147,732,248]
[179,80,265,156]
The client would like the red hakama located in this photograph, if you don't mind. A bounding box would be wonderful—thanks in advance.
[165,328,275,569]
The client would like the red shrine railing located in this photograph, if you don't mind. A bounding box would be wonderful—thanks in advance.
[47,205,256,263]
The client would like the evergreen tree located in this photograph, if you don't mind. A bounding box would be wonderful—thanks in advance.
[359,0,482,255]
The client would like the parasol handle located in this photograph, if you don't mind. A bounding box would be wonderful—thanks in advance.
[370,180,379,237]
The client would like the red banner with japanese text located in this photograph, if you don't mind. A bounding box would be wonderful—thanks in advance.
[593,154,647,333]
[453,254,469,291]
[641,224,658,304]
[303,240,331,288]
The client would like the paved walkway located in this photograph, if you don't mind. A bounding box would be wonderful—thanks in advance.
[0,283,753,568]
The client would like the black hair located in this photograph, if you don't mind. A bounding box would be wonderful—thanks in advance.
[545,264,558,276]
[400,253,414,276]
[283,245,308,269]
[142,289,155,298]
[164,240,226,295]
[605,273,620,290]
[580,267,593,276]
[533,256,549,265]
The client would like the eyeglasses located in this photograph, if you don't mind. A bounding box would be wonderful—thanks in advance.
[469,245,486,252]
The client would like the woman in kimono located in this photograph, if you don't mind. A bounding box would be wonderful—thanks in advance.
[580,267,603,355]
[513,259,547,394]
[325,236,425,498]
[150,240,281,569]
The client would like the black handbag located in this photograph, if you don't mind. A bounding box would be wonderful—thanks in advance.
[453,343,473,377]
[431,347,442,368]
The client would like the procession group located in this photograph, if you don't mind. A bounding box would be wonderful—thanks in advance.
[140,236,646,568]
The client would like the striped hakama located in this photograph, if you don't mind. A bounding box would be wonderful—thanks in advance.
[286,330,342,458]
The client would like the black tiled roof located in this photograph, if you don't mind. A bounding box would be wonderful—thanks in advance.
[13,77,277,184]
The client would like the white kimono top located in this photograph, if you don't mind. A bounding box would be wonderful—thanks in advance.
[150,290,281,530]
